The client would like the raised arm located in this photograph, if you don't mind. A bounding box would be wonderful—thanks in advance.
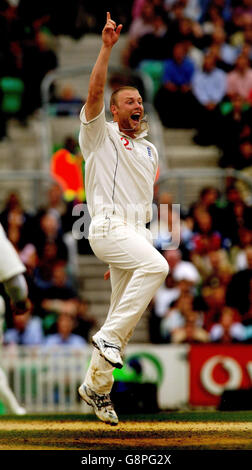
[85,12,123,122]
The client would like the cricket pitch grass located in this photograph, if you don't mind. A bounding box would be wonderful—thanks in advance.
[0,411,252,450]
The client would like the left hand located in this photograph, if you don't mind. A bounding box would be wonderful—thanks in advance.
[102,12,123,48]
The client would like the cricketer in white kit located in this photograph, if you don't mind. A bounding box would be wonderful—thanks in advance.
[78,12,169,425]
[0,222,28,415]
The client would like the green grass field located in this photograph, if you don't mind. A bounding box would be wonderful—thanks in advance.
[1,410,252,422]
[0,410,252,451]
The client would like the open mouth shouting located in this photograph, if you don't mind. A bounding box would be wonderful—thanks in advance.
[130,113,141,123]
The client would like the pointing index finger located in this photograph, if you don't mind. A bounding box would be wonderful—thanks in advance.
[107,12,111,21]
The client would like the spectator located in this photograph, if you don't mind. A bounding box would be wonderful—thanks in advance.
[33,241,66,292]
[187,186,221,237]
[180,214,195,257]
[217,93,252,168]
[122,0,158,66]
[43,312,86,348]
[188,186,220,217]
[51,85,84,116]
[166,0,190,23]
[19,243,41,313]
[180,0,202,22]
[0,2,60,124]
[231,227,252,271]
[151,191,179,251]
[238,16,252,60]
[226,244,252,316]
[128,0,157,41]
[131,0,146,19]
[195,248,234,283]
[151,248,200,342]
[34,210,68,262]
[37,260,77,302]
[231,199,252,238]
[163,249,201,285]
[41,298,78,336]
[154,41,196,127]
[242,279,252,326]
[192,51,227,145]
[207,25,239,72]
[40,294,95,342]
[200,2,226,35]
[216,263,234,288]
[183,25,204,69]
[234,136,252,169]
[165,15,203,57]
[171,310,209,343]
[4,305,44,346]
[227,54,252,100]
[209,306,246,342]
[127,8,169,69]
[3,204,28,251]
[42,181,74,234]
[231,1,252,40]
[0,192,35,250]
[209,184,252,244]
[41,180,78,276]
[190,210,222,256]
[201,282,226,330]
[153,270,181,320]
[73,298,96,342]
[20,27,58,119]
[160,291,199,340]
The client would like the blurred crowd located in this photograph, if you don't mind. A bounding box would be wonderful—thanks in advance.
[123,0,252,171]
[151,183,252,345]
[1,0,252,348]
[3,0,252,171]
[0,183,96,349]
[1,179,252,347]
[0,0,59,139]
[0,0,91,140]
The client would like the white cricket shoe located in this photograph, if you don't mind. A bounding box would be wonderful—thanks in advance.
[78,384,118,425]
[92,334,123,369]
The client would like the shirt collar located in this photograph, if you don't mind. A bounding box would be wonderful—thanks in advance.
[109,119,149,139]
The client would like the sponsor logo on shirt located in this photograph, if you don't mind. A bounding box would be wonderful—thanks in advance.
[121,137,133,150]
[147,146,154,161]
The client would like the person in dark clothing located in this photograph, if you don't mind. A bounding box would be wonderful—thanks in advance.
[127,8,169,68]
[154,41,196,127]
[20,28,58,119]
[217,94,252,168]
[0,192,35,251]
[33,210,68,262]
[226,245,252,316]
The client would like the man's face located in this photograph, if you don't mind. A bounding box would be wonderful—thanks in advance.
[111,89,144,136]
[173,43,186,63]
[203,54,216,72]
[236,55,249,72]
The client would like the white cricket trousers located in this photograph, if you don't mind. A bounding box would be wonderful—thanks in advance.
[84,215,169,394]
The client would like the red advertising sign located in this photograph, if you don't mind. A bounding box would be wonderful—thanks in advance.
[189,344,252,406]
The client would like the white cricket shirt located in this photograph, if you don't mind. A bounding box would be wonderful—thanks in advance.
[79,105,158,224]
[0,223,25,282]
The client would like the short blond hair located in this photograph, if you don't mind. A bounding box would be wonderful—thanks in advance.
[110,86,139,109]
